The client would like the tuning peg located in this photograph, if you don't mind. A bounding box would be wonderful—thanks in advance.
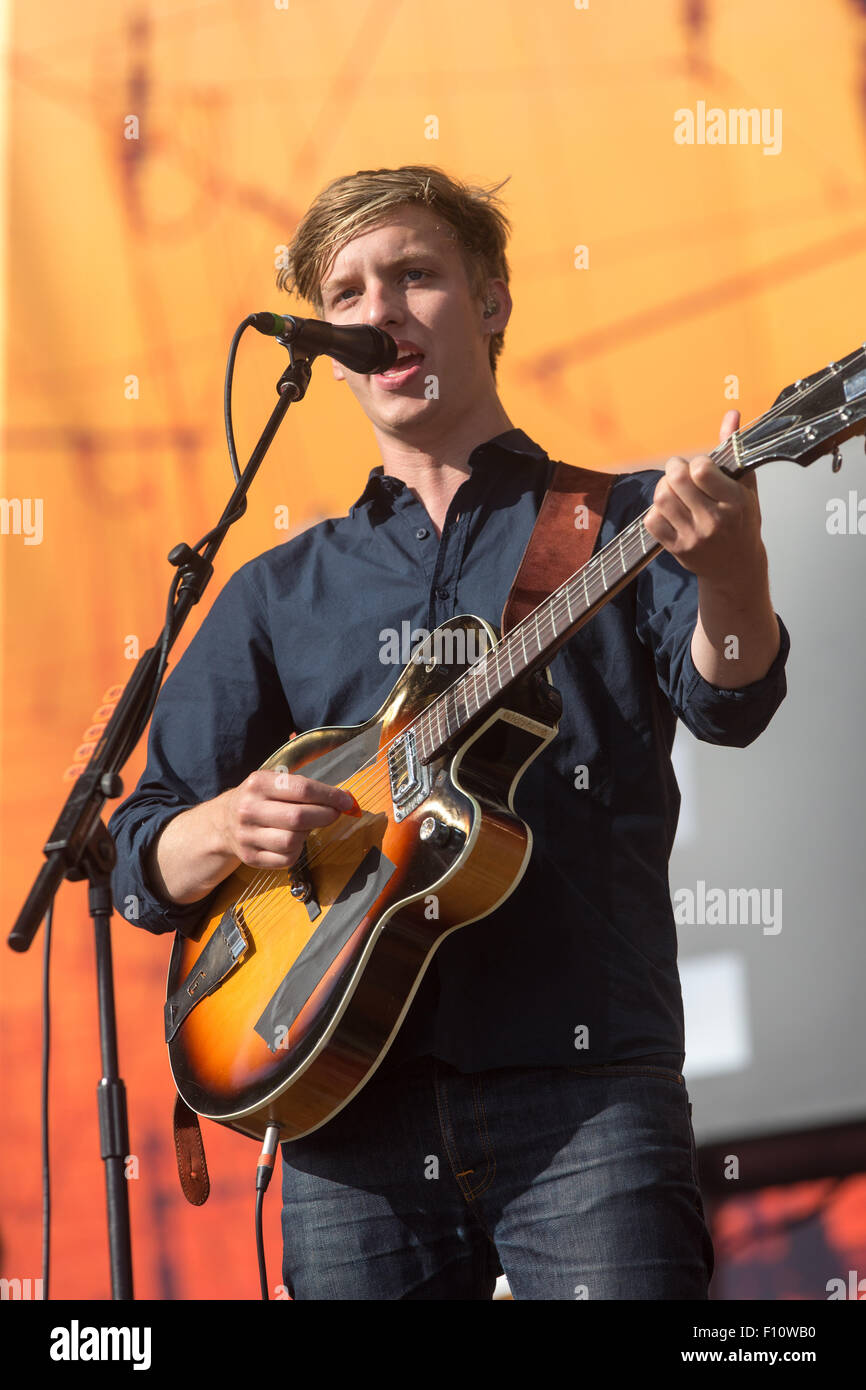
[832,447,843,473]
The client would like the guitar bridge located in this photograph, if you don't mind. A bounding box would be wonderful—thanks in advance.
[388,729,432,821]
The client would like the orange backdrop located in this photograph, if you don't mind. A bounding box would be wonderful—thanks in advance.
[2,0,865,1299]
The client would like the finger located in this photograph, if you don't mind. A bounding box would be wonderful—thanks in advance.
[666,454,742,508]
[251,801,346,834]
[239,828,307,865]
[643,503,679,546]
[265,771,357,812]
[720,409,740,443]
[652,467,694,531]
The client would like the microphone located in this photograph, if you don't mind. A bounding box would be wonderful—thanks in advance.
[250,314,398,375]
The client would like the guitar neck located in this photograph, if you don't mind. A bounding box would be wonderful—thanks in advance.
[416,435,743,764]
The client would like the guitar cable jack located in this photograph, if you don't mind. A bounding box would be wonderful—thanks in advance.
[255,1123,283,1300]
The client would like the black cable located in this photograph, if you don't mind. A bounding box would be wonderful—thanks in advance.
[256,1188,268,1300]
[224,318,252,484]
[254,1124,282,1301]
[41,900,53,1301]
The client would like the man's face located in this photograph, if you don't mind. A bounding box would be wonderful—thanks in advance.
[318,203,509,439]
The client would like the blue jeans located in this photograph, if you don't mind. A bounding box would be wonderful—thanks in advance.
[280,1055,713,1300]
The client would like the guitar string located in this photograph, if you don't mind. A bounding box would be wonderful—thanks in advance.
[223,364,862,929]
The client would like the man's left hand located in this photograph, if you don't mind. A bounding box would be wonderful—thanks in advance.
[644,409,767,585]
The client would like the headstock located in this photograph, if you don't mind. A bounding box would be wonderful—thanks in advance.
[724,345,866,476]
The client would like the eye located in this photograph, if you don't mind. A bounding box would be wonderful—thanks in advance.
[332,268,429,307]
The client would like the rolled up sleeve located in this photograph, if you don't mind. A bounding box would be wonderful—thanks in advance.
[635,538,790,748]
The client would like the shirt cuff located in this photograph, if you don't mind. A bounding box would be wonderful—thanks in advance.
[674,612,790,747]
[682,611,790,702]
[110,803,220,936]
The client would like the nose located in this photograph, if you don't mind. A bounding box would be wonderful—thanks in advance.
[363,276,403,330]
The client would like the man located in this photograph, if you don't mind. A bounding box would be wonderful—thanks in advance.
[109,164,789,1300]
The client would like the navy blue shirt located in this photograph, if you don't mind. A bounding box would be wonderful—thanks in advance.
[108,428,790,1074]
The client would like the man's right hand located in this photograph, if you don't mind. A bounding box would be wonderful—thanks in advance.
[218,769,359,869]
[146,769,359,906]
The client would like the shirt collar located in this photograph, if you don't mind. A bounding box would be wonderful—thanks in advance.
[348,428,549,513]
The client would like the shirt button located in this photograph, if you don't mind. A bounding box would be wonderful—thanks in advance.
[435,586,449,600]
[415,527,429,540]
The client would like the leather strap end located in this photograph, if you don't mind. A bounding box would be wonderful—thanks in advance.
[173,1092,211,1206]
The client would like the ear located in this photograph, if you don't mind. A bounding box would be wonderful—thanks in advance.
[330,356,346,382]
[480,277,512,337]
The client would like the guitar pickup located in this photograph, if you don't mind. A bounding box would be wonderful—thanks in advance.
[388,729,432,821]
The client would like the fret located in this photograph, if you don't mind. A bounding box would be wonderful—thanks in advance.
[565,581,574,624]
[475,661,489,706]
[489,651,502,696]
[549,598,558,638]
[463,668,475,718]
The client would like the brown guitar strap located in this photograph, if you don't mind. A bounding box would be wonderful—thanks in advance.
[500,459,616,635]
[173,1091,210,1205]
[171,458,616,1204]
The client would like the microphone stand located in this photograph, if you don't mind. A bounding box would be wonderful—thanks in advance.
[7,337,314,1300]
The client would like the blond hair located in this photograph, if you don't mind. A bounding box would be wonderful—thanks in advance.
[278,165,512,377]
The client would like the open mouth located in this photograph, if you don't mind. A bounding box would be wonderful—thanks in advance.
[375,351,425,379]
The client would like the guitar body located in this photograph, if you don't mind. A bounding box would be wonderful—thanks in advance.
[166,615,562,1142]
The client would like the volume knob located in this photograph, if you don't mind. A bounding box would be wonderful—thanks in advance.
[419,816,452,846]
